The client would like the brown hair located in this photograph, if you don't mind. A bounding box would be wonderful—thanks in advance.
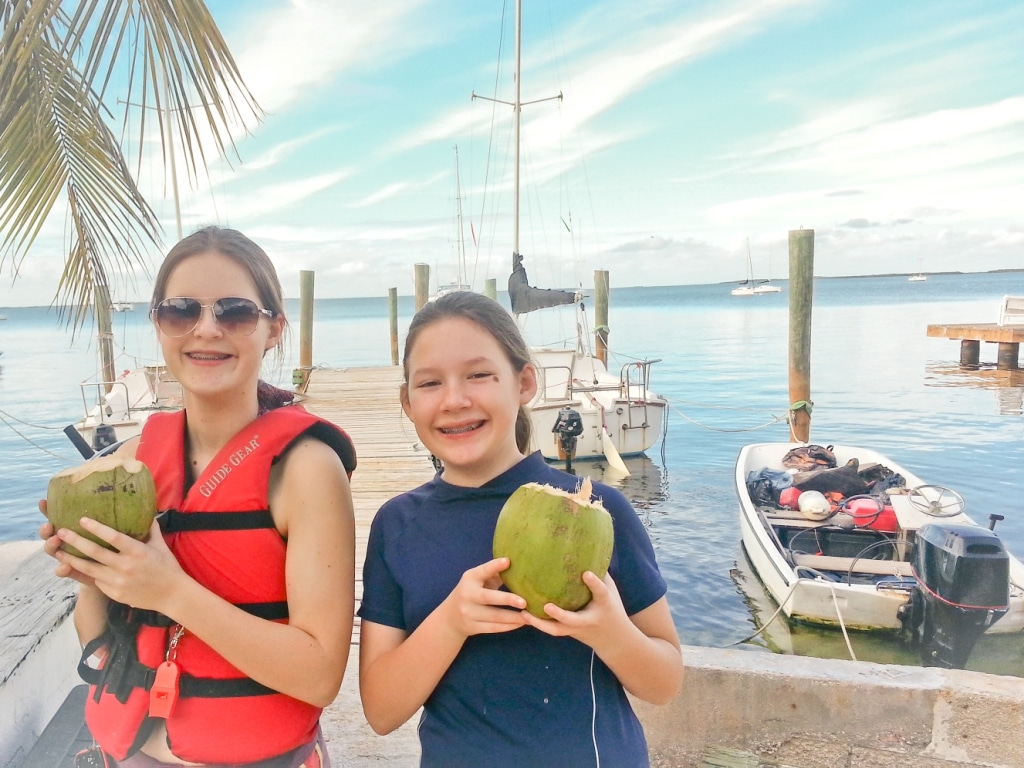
[150,226,288,362]
[403,292,533,453]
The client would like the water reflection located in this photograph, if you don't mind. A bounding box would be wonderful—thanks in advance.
[558,454,668,512]
[925,362,1024,416]
[730,548,1024,675]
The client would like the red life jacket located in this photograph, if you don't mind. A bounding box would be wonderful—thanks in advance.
[81,406,356,763]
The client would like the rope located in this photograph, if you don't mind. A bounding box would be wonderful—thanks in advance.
[667,402,788,433]
[730,567,857,662]
[0,410,70,460]
[728,578,801,646]
[0,406,65,430]
[827,581,858,661]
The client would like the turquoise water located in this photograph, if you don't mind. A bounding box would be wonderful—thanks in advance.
[3,272,1023,674]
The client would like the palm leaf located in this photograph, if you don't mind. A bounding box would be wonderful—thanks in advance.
[0,0,262,332]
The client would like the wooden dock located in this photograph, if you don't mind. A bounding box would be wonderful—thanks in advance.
[926,322,1023,369]
[299,365,436,641]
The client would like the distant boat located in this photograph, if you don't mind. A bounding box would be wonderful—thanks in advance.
[732,240,781,296]
[430,146,472,302]
[111,301,134,311]
[908,274,927,282]
[0,314,7,320]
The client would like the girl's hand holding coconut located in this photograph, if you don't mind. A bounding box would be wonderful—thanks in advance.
[519,569,629,641]
[437,557,528,638]
[53,516,186,613]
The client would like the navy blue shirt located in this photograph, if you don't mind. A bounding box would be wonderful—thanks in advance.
[358,452,667,768]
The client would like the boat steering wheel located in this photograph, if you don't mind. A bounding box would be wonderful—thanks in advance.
[907,485,966,518]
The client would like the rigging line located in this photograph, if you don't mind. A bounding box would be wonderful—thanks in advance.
[469,1,508,290]
[663,395,787,414]
[0,412,70,460]
[667,404,787,433]
[0,406,64,430]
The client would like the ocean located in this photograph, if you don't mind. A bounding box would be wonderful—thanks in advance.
[2,271,1023,675]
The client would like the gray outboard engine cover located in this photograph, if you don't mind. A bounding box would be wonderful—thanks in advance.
[901,522,1009,668]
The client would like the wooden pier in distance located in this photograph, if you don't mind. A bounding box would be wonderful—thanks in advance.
[926,322,1023,369]
[298,365,435,641]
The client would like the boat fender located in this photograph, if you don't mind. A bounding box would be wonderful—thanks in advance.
[797,490,833,521]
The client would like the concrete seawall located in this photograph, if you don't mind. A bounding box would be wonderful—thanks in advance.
[318,642,1024,768]
[635,646,1024,768]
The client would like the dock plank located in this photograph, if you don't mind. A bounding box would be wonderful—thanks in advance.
[301,366,436,642]
[926,322,1024,344]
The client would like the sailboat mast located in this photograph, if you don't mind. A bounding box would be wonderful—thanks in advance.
[454,145,467,286]
[513,0,522,260]
[471,0,561,301]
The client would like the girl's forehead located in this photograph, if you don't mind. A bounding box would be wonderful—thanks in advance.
[166,251,257,293]
[419,316,490,342]
[410,316,504,358]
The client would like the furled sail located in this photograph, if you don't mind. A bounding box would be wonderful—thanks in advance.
[508,252,577,315]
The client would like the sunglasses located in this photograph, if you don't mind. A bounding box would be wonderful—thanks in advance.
[151,296,277,337]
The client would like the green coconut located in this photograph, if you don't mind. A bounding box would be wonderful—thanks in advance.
[493,477,614,619]
[46,454,158,559]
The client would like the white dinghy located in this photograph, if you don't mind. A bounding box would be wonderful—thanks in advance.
[736,442,1024,668]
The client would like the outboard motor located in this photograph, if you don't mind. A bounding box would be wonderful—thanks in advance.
[900,522,1009,669]
[92,423,118,452]
[552,407,584,474]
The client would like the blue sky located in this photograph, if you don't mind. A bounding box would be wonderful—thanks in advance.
[4,0,1023,307]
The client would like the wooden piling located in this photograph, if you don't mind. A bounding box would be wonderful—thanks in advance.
[388,288,399,366]
[414,263,430,311]
[94,283,116,392]
[595,269,609,366]
[788,230,814,442]
[961,340,981,367]
[294,270,315,391]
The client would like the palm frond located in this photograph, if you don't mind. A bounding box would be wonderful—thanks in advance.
[0,0,262,333]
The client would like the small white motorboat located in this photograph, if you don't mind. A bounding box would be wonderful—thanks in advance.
[736,442,1024,668]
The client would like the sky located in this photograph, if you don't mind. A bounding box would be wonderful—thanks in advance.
[3,0,1023,307]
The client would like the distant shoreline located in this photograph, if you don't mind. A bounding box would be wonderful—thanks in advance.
[2,269,1022,310]
[709,268,1024,287]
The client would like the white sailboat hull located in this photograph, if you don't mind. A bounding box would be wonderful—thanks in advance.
[528,347,666,460]
[73,365,183,452]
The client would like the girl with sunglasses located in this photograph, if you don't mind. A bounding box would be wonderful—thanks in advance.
[357,291,683,767]
[41,226,357,767]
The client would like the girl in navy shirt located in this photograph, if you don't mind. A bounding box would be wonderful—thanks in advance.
[358,291,682,767]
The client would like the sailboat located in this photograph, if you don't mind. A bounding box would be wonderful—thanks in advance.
[732,240,780,296]
[473,0,667,468]
[432,146,472,300]
[69,295,183,458]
